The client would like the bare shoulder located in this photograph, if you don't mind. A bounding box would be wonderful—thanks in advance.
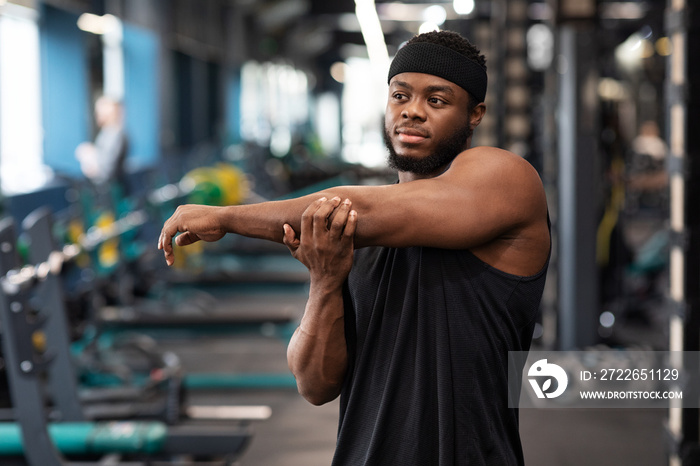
[443,147,550,275]
[446,146,546,207]
[451,146,540,177]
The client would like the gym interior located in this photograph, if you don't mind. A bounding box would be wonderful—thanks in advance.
[0,0,698,464]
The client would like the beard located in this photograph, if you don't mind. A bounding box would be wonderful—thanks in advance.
[384,122,473,176]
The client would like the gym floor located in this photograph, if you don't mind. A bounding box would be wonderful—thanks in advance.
[163,333,668,466]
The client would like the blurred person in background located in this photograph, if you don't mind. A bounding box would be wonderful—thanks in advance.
[75,95,129,196]
[627,120,668,215]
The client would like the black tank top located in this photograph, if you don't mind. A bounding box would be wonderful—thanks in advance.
[334,245,549,465]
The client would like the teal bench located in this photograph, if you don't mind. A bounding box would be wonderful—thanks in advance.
[0,421,167,456]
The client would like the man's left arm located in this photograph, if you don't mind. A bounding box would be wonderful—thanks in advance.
[159,147,548,262]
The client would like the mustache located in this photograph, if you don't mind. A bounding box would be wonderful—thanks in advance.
[395,124,429,137]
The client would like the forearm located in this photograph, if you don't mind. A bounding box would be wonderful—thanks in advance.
[216,184,405,247]
[286,282,347,405]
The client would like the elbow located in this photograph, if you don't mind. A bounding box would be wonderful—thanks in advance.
[287,333,346,405]
[298,383,341,406]
[291,368,342,405]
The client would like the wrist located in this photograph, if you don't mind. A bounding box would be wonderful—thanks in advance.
[309,276,345,296]
[215,205,237,232]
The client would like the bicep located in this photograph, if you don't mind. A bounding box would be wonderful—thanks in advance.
[324,162,543,249]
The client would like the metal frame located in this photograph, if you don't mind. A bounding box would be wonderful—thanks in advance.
[0,217,66,465]
[556,23,600,350]
[23,207,86,422]
[665,1,700,465]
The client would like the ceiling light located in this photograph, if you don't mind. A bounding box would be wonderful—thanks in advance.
[655,37,672,56]
[330,62,347,83]
[418,22,440,34]
[423,5,447,25]
[77,13,119,35]
[355,0,389,72]
[526,23,554,71]
[453,0,475,16]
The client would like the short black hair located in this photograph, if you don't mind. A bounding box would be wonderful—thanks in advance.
[404,30,486,112]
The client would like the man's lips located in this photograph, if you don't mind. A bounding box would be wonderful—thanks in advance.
[396,127,428,144]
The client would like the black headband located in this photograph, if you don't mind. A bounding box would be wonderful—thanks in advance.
[388,42,488,103]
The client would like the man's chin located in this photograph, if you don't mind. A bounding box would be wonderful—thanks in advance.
[387,152,450,175]
[384,126,468,175]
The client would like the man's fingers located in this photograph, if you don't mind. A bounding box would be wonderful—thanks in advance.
[312,197,341,240]
[160,228,195,266]
[161,239,174,266]
[300,197,326,238]
[343,210,358,240]
[282,223,295,244]
[159,228,175,265]
[313,197,341,223]
[283,224,300,254]
[175,231,200,247]
[300,196,339,237]
[340,210,357,251]
[159,214,182,249]
[329,199,352,238]
[158,226,172,250]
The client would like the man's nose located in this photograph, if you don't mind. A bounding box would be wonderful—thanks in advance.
[401,99,427,120]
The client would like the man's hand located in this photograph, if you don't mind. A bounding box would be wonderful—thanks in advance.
[284,196,356,405]
[158,204,227,266]
[283,197,357,291]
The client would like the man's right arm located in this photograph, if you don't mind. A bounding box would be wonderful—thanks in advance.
[286,280,347,405]
[283,197,356,405]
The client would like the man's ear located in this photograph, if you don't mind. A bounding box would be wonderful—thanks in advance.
[469,103,486,129]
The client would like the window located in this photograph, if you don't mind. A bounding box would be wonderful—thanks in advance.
[0,3,53,194]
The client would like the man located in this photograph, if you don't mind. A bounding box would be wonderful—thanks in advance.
[159,30,550,465]
[75,95,129,192]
